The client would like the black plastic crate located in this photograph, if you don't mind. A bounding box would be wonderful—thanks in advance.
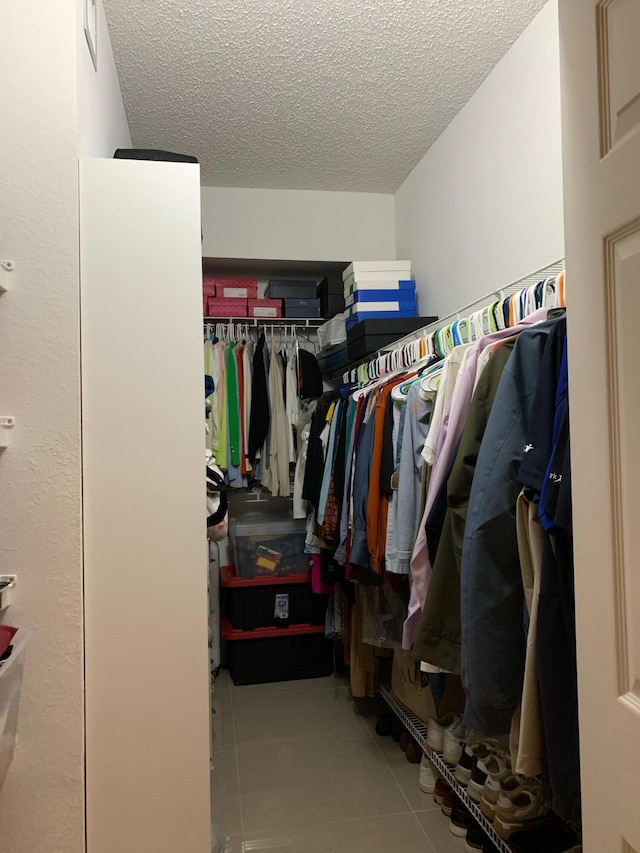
[221,566,327,630]
[222,619,333,685]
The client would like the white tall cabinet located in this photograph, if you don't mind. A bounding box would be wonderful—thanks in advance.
[79,158,211,852]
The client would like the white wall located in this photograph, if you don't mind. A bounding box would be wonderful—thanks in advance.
[0,2,131,851]
[77,0,132,156]
[395,0,564,320]
[0,2,85,851]
[201,186,396,261]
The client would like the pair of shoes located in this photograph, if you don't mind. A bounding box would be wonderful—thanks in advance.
[391,718,405,742]
[450,802,475,837]
[399,731,422,763]
[419,755,437,793]
[426,712,466,765]
[468,752,511,803]
[374,712,394,737]
[454,738,504,787]
[434,779,457,816]
[493,776,548,840]
[480,766,522,818]
[508,814,580,853]
[464,823,490,851]
[405,739,423,763]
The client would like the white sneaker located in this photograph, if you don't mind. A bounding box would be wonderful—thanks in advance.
[419,755,437,794]
[426,712,460,754]
[442,718,467,766]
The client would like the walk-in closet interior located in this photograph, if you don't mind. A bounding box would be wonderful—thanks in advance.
[2,0,639,851]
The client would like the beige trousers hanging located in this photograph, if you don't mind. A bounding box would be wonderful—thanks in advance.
[510,489,544,777]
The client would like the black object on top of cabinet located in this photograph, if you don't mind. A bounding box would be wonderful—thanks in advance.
[114,148,198,164]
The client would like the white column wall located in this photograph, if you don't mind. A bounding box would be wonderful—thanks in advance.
[80,158,211,853]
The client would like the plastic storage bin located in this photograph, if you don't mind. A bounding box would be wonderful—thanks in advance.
[230,510,308,578]
[0,629,30,789]
[221,565,327,630]
[222,619,333,685]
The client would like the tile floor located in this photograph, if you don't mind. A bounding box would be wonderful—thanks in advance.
[211,669,465,853]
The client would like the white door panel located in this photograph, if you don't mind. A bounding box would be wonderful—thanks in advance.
[560,1,640,850]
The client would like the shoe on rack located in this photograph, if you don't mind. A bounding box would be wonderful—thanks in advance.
[433,778,451,806]
[443,717,467,765]
[494,778,548,840]
[419,755,438,794]
[508,814,580,853]
[405,739,423,764]
[440,788,459,818]
[449,803,473,838]
[391,718,405,742]
[399,731,411,752]
[464,824,486,852]
[480,771,526,818]
[426,712,461,754]
[468,752,511,803]
[455,739,500,786]
[374,713,394,737]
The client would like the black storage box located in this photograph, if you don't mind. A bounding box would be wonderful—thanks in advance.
[222,619,333,685]
[114,148,198,163]
[318,276,346,318]
[265,280,318,299]
[317,341,350,373]
[284,298,321,318]
[221,565,327,630]
[346,316,438,361]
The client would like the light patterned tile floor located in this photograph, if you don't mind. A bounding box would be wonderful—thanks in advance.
[211,669,464,852]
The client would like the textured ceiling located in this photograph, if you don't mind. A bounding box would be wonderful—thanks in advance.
[104,0,547,192]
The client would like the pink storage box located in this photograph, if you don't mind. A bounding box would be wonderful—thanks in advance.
[203,276,217,294]
[208,297,247,318]
[248,298,283,318]
[215,279,258,299]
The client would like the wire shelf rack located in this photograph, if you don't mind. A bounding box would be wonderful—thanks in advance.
[378,685,514,853]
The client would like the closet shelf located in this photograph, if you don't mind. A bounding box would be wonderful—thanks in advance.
[204,316,324,329]
[378,685,515,853]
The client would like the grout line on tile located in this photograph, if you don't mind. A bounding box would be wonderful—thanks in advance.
[227,676,245,835]
[327,809,414,827]
[410,810,439,853]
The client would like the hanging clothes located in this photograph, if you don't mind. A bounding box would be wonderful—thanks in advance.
[403,306,550,649]
[460,316,559,735]
[413,336,516,673]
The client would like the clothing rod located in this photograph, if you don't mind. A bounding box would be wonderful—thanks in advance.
[339,258,565,383]
[377,258,565,355]
[204,316,322,329]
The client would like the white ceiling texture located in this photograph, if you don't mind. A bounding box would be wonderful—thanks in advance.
[104,0,547,193]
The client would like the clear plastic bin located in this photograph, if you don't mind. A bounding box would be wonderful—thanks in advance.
[229,509,308,578]
[0,628,30,789]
